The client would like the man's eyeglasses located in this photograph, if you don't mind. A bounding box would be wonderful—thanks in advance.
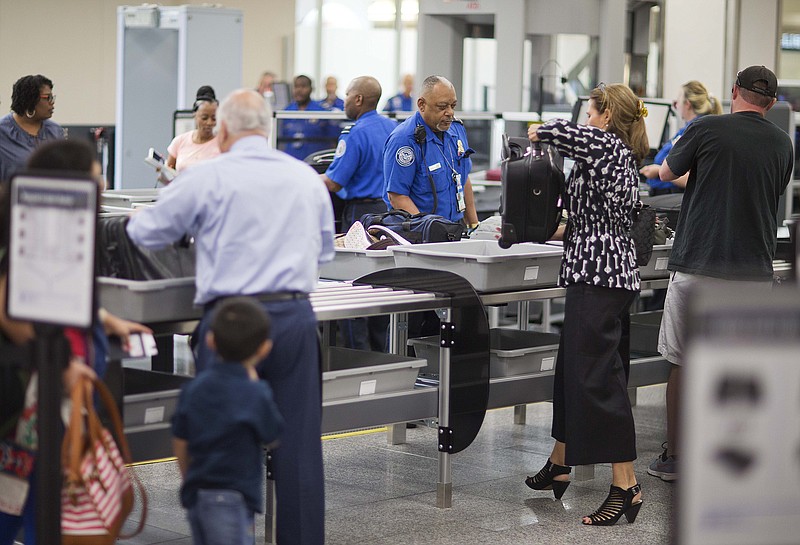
[39,94,56,105]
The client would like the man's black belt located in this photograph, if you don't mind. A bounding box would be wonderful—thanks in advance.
[346,197,383,204]
[205,291,308,312]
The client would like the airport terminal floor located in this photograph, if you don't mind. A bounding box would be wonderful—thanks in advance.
[117,384,673,545]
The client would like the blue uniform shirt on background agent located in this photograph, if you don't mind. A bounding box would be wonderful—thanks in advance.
[383,111,474,222]
[644,116,702,192]
[281,100,337,160]
[383,93,414,113]
[322,96,344,111]
[325,110,397,203]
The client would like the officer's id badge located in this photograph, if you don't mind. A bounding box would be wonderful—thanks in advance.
[457,139,465,155]
[454,172,466,212]
[335,139,346,157]
[396,146,415,167]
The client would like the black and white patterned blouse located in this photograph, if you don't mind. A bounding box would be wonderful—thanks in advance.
[537,118,640,292]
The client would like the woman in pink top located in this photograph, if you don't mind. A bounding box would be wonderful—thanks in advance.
[165,86,220,177]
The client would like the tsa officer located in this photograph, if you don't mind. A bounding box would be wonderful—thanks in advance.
[383,75,479,227]
[321,76,396,351]
[383,73,415,112]
[281,74,335,160]
[321,76,396,230]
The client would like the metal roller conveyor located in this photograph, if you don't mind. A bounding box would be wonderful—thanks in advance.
[311,281,444,321]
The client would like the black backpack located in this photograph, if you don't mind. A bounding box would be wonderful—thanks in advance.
[498,135,564,248]
[359,209,463,244]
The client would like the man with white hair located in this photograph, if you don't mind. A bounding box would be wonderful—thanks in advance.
[127,89,334,544]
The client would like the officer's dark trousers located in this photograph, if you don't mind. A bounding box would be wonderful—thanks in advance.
[551,283,637,467]
[339,199,390,351]
[196,299,325,545]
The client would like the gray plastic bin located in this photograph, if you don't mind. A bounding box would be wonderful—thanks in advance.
[101,188,160,208]
[391,240,563,292]
[123,368,191,427]
[408,329,560,377]
[323,347,426,401]
[630,311,663,355]
[639,244,672,279]
[98,277,200,322]
[319,247,395,280]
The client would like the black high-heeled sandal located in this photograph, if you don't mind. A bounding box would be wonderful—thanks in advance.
[582,483,643,526]
[525,460,572,499]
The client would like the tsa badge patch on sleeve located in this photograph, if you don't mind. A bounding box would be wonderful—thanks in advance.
[396,146,415,167]
[335,139,346,157]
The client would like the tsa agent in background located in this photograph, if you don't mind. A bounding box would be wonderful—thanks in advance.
[321,76,395,351]
[639,80,722,195]
[383,74,415,113]
[281,75,337,160]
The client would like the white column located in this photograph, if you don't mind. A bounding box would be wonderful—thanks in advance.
[662,0,728,100]
[495,0,526,111]
[736,0,780,73]
[598,0,626,81]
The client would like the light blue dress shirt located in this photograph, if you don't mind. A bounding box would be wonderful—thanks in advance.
[127,136,335,304]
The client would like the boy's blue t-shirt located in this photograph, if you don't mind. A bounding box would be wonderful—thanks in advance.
[172,362,283,513]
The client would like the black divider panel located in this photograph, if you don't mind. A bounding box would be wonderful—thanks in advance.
[356,267,490,453]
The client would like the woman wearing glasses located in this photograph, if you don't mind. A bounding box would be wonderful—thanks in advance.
[525,83,648,526]
[639,80,722,195]
[0,75,63,182]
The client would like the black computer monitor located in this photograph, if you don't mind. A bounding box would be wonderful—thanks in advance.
[571,97,673,151]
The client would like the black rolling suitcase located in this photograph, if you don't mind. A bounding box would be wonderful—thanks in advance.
[498,135,565,248]
[641,193,682,233]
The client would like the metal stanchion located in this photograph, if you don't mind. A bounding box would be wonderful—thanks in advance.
[35,328,70,544]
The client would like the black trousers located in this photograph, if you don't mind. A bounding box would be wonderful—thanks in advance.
[339,198,390,351]
[552,283,637,466]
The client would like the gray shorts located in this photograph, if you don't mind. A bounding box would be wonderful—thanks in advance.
[657,271,773,366]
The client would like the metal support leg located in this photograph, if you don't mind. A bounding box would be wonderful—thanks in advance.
[574,464,595,481]
[516,301,530,330]
[387,312,411,444]
[513,404,527,424]
[265,450,276,543]
[389,312,408,355]
[437,309,453,508]
[628,387,638,407]
[387,423,407,445]
[541,299,552,331]
[320,321,332,371]
[487,305,501,328]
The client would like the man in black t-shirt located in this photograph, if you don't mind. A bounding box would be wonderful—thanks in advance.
[647,65,793,482]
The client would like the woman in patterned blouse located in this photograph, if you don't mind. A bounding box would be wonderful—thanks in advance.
[524,84,649,526]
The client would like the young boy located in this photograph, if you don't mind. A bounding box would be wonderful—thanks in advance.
[172,297,284,545]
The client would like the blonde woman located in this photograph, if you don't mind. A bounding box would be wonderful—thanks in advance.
[639,80,722,195]
[525,83,649,526]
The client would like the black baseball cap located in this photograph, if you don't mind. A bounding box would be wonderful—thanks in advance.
[735,65,777,98]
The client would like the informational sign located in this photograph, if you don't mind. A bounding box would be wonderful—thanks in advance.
[680,286,800,545]
[6,174,97,328]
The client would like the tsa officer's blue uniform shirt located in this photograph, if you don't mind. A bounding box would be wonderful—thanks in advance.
[383,111,473,222]
[383,93,414,112]
[322,96,344,111]
[645,117,701,190]
[281,100,335,160]
[325,110,397,200]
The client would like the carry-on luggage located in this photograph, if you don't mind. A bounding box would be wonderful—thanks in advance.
[498,135,565,248]
[97,216,195,280]
[641,193,682,233]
